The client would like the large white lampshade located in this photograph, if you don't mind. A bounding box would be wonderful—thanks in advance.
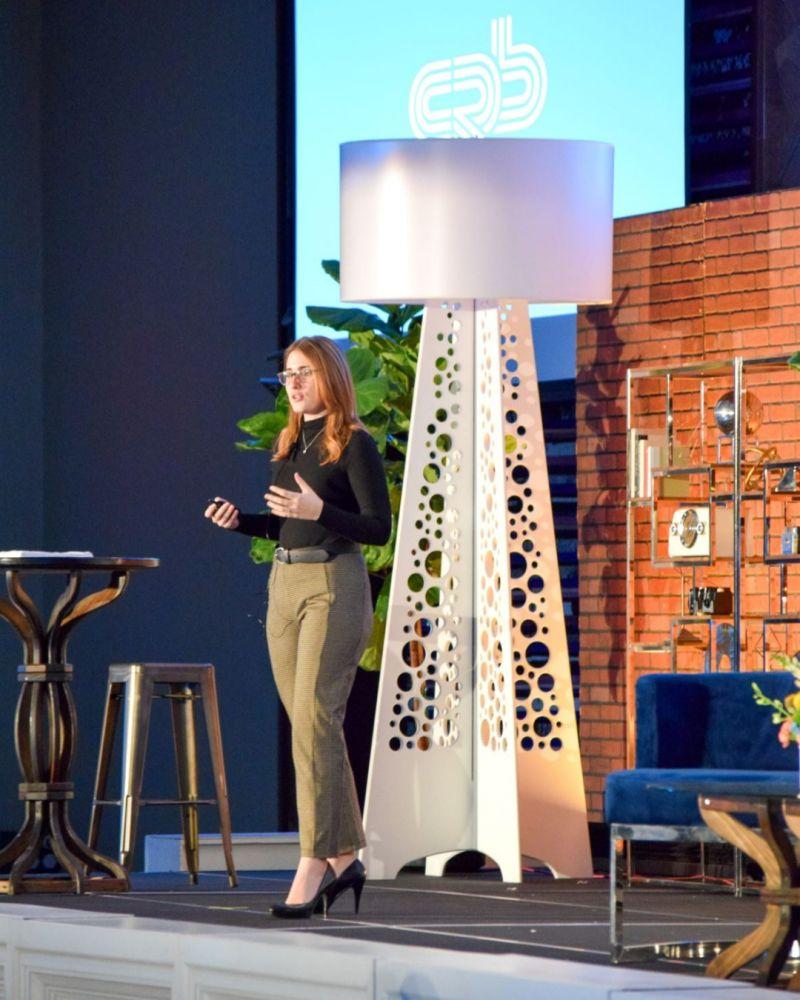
[340,137,614,304]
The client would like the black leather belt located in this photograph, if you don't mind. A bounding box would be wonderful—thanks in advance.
[274,544,358,564]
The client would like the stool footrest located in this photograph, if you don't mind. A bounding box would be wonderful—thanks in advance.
[142,798,218,806]
[93,798,217,807]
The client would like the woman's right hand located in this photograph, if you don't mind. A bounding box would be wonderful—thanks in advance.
[204,497,240,530]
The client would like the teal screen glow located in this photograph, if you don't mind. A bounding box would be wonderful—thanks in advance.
[296,1,684,375]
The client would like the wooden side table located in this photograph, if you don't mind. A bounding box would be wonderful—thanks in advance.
[0,555,158,894]
[700,788,800,988]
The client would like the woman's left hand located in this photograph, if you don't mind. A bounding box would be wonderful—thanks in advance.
[265,474,323,521]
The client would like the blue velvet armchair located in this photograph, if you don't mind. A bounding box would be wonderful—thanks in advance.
[605,670,798,962]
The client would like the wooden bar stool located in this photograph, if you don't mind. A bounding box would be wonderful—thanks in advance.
[88,663,237,886]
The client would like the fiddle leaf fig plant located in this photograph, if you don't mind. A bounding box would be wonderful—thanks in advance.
[237,259,422,670]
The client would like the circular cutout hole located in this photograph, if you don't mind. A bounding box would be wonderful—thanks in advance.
[511,588,526,608]
[515,679,532,700]
[526,642,550,667]
[512,465,529,485]
[436,433,452,452]
[425,550,449,577]
[402,641,426,667]
[425,586,441,607]
[399,716,418,737]
[510,552,526,578]
[421,679,440,700]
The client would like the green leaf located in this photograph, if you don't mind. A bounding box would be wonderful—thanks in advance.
[367,303,403,319]
[306,305,393,335]
[388,486,402,515]
[368,573,391,621]
[363,537,394,573]
[237,410,287,438]
[393,304,424,330]
[347,347,379,382]
[355,376,390,415]
[322,259,340,284]
[250,537,277,564]
[349,330,384,352]
[788,351,800,371]
[235,440,269,452]
[359,613,387,672]
[373,426,388,453]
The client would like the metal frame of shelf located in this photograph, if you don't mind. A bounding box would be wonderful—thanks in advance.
[625,353,796,764]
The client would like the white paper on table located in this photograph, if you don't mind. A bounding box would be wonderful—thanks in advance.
[0,550,95,558]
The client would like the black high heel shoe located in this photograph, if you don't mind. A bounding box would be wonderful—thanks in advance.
[270,866,335,919]
[323,858,366,915]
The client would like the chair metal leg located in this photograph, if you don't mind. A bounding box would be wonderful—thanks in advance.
[118,669,154,871]
[610,827,625,963]
[170,683,200,884]
[734,846,744,897]
[200,670,238,887]
[87,681,124,854]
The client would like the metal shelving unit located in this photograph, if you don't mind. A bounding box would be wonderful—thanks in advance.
[625,354,799,764]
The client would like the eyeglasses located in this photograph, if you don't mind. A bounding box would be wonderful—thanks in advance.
[277,366,318,385]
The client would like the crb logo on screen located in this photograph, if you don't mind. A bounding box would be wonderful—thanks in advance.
[409,16,547,138]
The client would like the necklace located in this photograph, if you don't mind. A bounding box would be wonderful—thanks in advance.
[301,425,324,454]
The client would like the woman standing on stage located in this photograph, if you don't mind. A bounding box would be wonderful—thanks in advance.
[205,335,391,918]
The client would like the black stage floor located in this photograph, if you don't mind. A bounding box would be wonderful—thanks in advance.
[0,870,769,983]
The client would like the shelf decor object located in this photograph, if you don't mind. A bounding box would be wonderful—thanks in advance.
[340,138,613,881]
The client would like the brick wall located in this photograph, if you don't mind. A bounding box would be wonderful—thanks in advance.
[576,189,800,820]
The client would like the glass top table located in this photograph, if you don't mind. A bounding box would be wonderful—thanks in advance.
[648,776,800,988]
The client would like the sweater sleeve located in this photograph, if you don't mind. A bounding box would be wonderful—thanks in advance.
[316,431,392,545]
[233,511,282,539]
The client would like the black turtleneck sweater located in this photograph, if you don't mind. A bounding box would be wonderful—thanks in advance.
[234,416,392,548]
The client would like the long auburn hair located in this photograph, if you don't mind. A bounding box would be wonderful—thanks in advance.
[272,336,364,465]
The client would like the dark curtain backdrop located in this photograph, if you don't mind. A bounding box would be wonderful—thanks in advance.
[0,0,286,865]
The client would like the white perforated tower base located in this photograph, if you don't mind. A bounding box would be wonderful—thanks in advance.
[362,301,591,882]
